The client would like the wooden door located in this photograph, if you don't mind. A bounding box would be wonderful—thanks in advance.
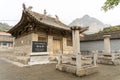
[53,40,62,55]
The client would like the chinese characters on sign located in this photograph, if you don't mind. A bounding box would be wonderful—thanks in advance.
[32,41,47,52]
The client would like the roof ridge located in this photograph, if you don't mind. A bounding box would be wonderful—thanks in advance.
[25,9,59,21]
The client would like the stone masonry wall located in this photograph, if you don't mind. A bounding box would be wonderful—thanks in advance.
[15,34,32,47]
[63,37,73,54]
[14,33,33,55]
[14,33,73,55]
[14,45,32,56]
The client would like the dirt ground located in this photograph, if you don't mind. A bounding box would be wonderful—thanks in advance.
[0,58,120,80]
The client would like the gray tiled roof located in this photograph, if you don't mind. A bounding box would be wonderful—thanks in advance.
[8,8,71,33]
[81,30,120,41]
[25,9,70,30]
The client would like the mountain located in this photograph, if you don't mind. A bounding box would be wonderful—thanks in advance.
[0,22,12,32]
[69,15,107,34]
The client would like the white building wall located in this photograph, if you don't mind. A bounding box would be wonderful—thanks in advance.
[80,39,120,51]
[111,39,120,51]
[81,41,104,51]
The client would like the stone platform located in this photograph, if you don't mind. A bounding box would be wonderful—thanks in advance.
[5,55,30,65]
[56,64,98,77]
[97,55,120,65]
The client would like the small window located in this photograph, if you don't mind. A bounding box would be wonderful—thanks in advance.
[67,38,72,46]
[38,37,47,42]
[3,42,7,46]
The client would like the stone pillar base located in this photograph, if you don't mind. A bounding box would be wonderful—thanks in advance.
[97,56,120,65]
[56,64,98,77]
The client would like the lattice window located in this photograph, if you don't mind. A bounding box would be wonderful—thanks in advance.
[67,38,72,46]
[38,37,47,42]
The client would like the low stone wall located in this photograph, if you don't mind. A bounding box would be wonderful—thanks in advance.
[76,66,98,76]
[5,55,30,64]
[14,45,32,56]
[56,64,76,74]
[97,56,120,65]
[2,45,32,65]
[97,52,120,65]
[56,64,98,77]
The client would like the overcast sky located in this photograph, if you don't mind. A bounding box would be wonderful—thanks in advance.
[0,0,120,26]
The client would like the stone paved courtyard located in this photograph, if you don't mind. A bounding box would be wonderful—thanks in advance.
[0,58,120,80]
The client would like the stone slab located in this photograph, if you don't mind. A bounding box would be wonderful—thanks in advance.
[56,64,76,74]
[29,55,50,65]
[56,64,98,77]
[97,57,120,65]
[76,66,98,76]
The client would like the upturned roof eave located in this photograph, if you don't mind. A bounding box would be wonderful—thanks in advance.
[8,11,26,33]
[8,9,71,33]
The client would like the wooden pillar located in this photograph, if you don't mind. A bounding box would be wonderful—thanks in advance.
[32,33,38,41]
[31,33,38,53]
[47,35,53,55]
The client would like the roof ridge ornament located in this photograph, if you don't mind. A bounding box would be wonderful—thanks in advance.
[22,3,32,11]
[28,6,33,10]
[44,9,47,15]
[22,3,26,10]
[55,15,59,21]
